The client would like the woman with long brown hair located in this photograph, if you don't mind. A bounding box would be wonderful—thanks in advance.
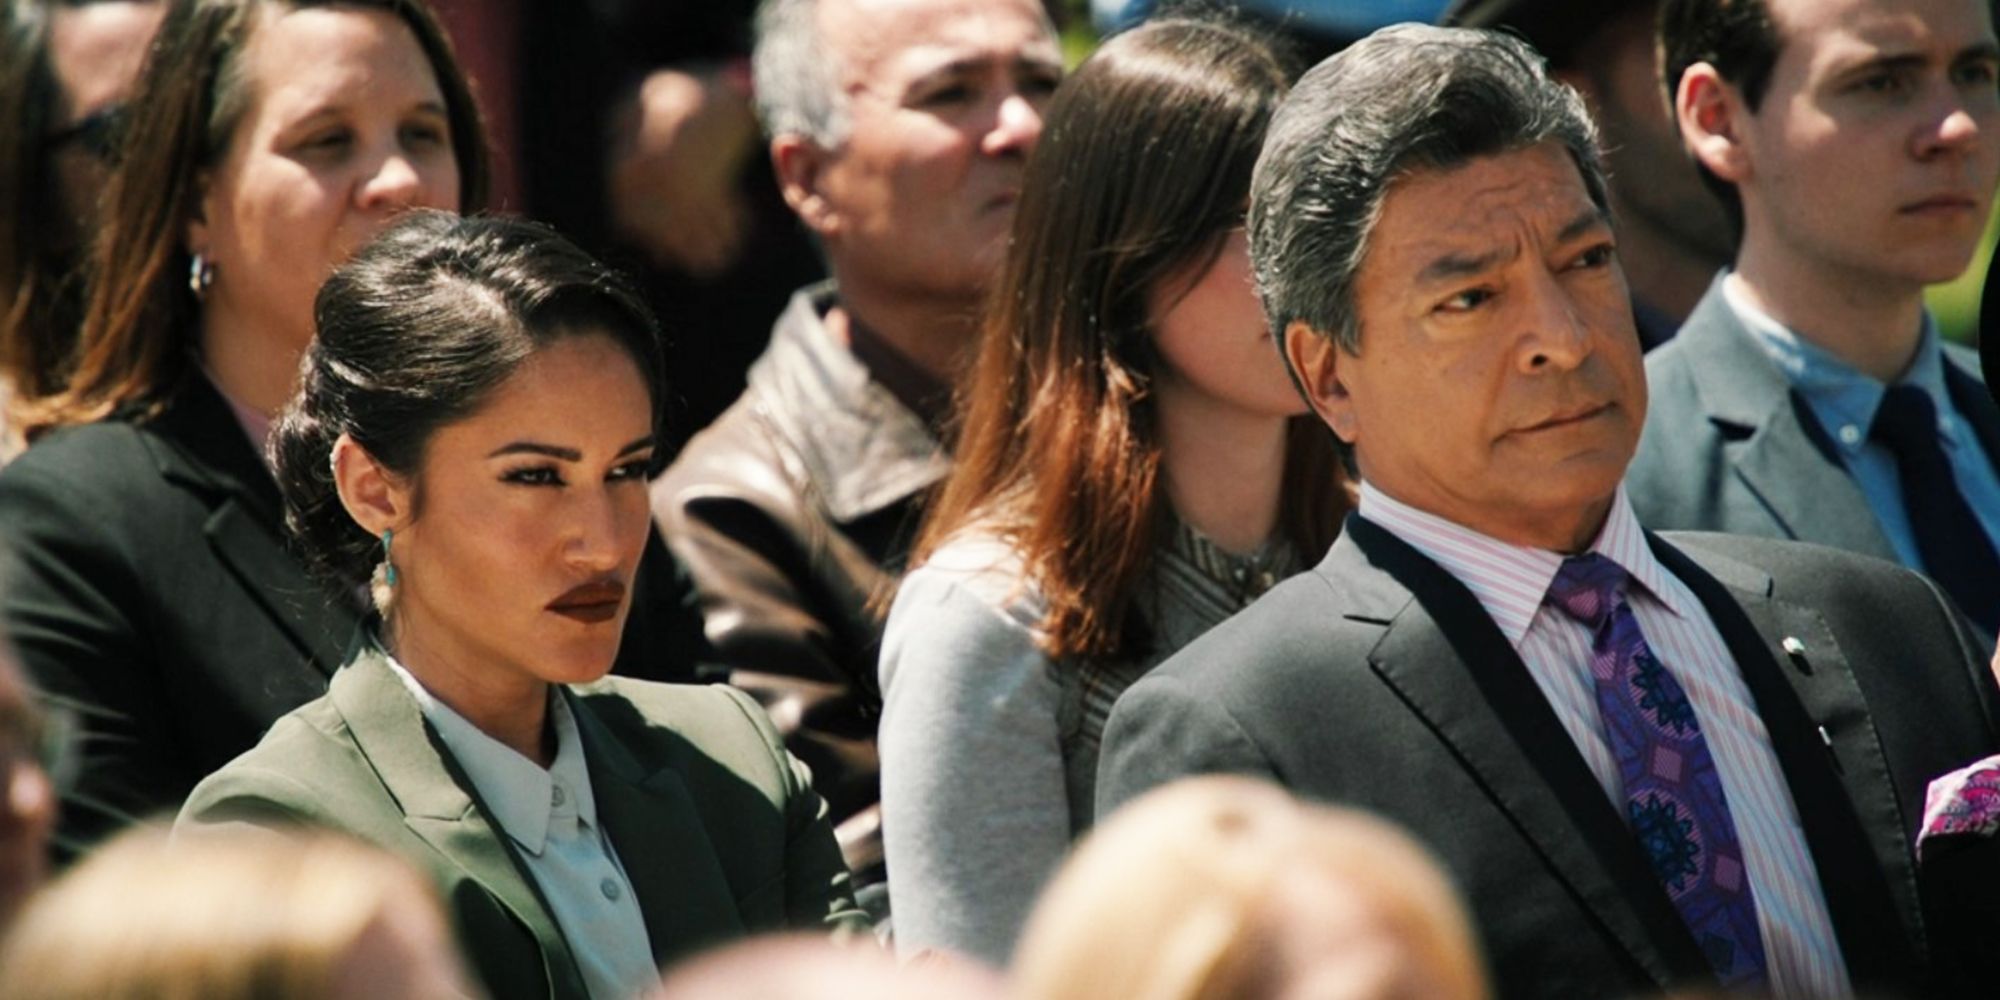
[877,16,1347,966]
[0,0,488,859]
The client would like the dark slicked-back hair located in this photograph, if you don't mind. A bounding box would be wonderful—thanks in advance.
[1657,0,1780,238]
[1251,23,1606,370]
[273,211,663,591]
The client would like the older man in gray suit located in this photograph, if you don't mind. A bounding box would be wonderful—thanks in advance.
[1097,24,2000,1000]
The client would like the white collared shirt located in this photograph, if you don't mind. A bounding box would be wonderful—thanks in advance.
[386,656,658,1000]
[1359,483,1851,999]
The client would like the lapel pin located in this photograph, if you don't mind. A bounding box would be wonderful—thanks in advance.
[1818,724,1844,775]
[1782,636,1812,675]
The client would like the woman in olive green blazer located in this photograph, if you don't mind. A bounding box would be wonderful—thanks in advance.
[177,214,861,1000]
[182,643,862,999]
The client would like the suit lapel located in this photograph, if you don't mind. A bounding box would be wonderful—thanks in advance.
[570,693,746,967]
[1340,520,1714,990]
[330,649,588,998]
[1677,290,1896,561]
[1655,537,1923,989]
[146,378,360,675]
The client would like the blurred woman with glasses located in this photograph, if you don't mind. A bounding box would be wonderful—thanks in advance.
[0,0,164,459]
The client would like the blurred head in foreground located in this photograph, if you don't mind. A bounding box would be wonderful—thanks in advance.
[0,823,479,1000]
[1012,776,1490,1000]
[654,932,1005,1000]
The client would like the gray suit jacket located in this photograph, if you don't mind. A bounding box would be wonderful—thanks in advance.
[1098,515,2000,999]
[1627,276,2000,561]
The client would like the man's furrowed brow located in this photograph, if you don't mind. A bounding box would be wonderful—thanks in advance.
[1557,207,1612,245]
[1417,246,1508,286]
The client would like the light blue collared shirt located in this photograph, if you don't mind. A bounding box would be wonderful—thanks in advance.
[385,655,659,1000]
[1722,279,2000,574]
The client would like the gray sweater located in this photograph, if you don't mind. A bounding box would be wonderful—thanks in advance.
[878,524,1297,966]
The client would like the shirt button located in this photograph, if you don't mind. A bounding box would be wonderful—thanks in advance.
[600,877,622,902]
[1839,424,1862,446]
[551,785,565,806]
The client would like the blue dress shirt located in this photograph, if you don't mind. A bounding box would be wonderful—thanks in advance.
[1722,279,2000,574]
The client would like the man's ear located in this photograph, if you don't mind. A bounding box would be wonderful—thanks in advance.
[772,134,841,238]
[330,434,410,539]
[1676,63,1751,185]
[1284,321,1359,445]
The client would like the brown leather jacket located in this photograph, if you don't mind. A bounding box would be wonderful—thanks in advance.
[651,284,948,887]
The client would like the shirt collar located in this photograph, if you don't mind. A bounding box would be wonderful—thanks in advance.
[1357,482,1688,645]
[382,652,596,856]
[1722,275,1951,457]
[199,367,276,471]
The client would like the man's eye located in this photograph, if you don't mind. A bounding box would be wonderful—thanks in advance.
[1953,60,1999,88]
[1021,71,1061,97]
[916,84,974,106]
[1855,71,1908,96]
[1438,288,1493,313]
[1572,244,1617,270]
[502,466,563,487]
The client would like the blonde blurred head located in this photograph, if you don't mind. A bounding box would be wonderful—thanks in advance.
[0,823,477,1000]
[1012,776,1490,1000]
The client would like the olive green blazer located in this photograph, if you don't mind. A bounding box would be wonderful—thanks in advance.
[178,644,865,1000]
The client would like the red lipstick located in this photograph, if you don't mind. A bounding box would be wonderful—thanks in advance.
[548,580,625,625]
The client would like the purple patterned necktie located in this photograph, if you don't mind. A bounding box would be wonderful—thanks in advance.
[1547,554,1769,990]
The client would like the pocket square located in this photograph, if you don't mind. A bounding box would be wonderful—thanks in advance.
[1919,755,2000,859]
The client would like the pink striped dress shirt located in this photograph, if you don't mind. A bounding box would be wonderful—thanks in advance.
[1359,482,1852,999]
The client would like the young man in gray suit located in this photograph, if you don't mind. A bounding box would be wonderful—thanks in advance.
[1097,24,2000,1000]
[1629,0,2000,634]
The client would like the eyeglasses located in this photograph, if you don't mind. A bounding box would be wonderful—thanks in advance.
[45,104,128,165]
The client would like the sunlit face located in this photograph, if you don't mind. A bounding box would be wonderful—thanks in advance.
[386,334,656,694]
[811,0,1061,300]
[1303,142,1645,550]
[0,643,54,931]
[44,0,164,250]
[1735,0,2000,288]
[190,6,460,357]
[1150,227,1306,421]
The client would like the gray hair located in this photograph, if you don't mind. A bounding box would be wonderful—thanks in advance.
[1249,24,1607,358]
[752,0,850,146]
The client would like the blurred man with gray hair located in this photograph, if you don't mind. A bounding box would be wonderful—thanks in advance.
[1099,22,2000,999]
[650,0,1061,899]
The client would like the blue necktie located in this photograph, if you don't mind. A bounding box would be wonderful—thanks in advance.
[1547,555,1769,989]
[1871,385,2000,635]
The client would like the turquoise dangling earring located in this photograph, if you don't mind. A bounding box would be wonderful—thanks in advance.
[381,528,398,588]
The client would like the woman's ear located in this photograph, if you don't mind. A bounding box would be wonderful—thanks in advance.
[1284,322,1359,444]
[330,434,409,537]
